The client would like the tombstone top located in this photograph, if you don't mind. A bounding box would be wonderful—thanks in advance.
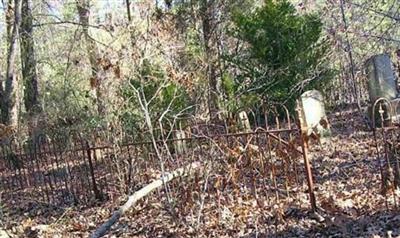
[300,90,326,129]
[365,53,398,102]
[237,111,252,132]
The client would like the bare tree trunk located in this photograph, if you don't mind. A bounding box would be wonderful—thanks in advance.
[0,0,11,109]
[5,0,12,40]
[125,0,132,22]
[200,0,220,121]
[76,0,106,116]
[3,0,21,127]
[20,0,40,114]
[125,0,135,47]
[339,0,359,107]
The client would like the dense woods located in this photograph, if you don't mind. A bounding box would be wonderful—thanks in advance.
[0,0,399,237]
[0,0,397,132]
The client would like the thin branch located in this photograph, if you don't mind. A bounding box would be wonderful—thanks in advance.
[32,21,110,30]
[348,1,400,22]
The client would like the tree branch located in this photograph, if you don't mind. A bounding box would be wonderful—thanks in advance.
[349,1,400,22]
[89,161,202,238]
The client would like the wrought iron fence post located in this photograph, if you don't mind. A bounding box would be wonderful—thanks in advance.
[85,140,102,200]
[296,101,317,212]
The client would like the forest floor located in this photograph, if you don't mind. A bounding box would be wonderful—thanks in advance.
[1,108,400,238]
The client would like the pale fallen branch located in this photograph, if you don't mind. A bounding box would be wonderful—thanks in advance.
[90,161,202,238]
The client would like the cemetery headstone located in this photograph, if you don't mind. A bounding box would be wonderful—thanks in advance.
[365,53,398,102]
[300,90,331,139]
[365,53,400,125]
[174,130,187,154]
[237,111,252,132]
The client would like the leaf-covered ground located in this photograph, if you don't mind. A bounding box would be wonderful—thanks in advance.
[1,109,399,237]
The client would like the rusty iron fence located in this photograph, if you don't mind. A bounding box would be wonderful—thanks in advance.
[371,98,400,210]
[0,105,317,220]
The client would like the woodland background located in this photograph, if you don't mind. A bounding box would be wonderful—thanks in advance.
[0,0,398,137]
[0,0,399,237]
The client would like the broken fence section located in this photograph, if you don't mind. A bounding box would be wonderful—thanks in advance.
[0,106,317,220]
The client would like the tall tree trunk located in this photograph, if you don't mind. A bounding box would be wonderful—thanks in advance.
[125,0,132,22]
[3,0,21,126]
[125,0,136,48]
[20,0,40,114]
[339,0,359,106]
[200,0,220,121]
[76,0,106,116]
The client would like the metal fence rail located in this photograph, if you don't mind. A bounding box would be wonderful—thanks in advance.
[0,107,317,220]
[372,98,400,210]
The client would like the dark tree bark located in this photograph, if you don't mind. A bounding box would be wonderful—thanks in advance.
[125,0,137,49]
[20,0,40,114]
[125,0,132,22]
[200,0,220,121]
[3,0,21,126]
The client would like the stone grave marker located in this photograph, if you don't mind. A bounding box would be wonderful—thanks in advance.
[174,129,187,154]
[365,53,398,102]
[300,90,331,139]
[237,111,252,132]
[365,53,400,124]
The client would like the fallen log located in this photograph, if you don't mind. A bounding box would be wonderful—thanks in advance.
[89,162,202,238]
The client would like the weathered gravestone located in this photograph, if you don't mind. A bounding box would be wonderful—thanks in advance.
[237,111,252,132]
[365,53,398,102]
[174,129,187,154]
[300,90,331,140]
[365,54,400,191]
[365,53,400,124]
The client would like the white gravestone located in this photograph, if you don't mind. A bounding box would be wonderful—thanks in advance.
[300,90,330,138]
[238,111,252,132]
